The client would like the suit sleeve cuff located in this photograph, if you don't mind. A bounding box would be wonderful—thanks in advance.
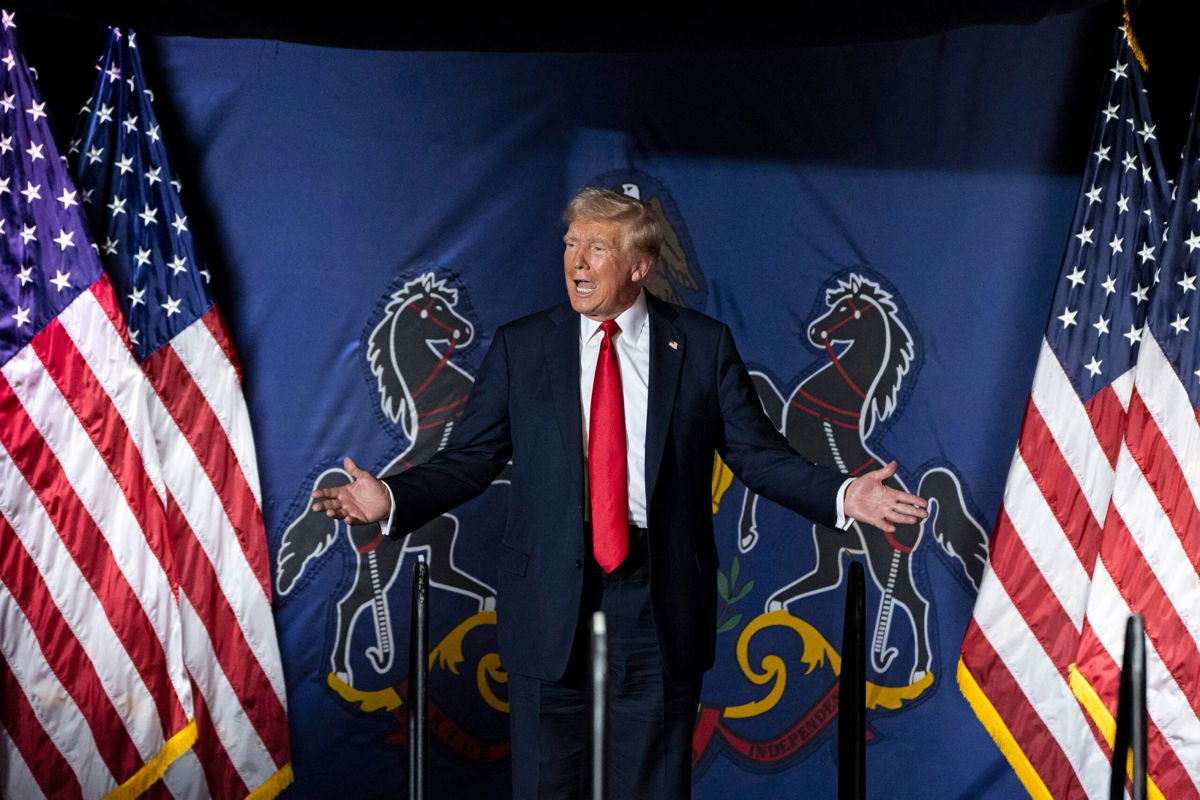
[834,477,854,530]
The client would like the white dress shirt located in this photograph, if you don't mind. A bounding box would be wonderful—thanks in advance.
[580,290,651,528]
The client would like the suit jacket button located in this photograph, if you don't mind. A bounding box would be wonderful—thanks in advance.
[575,559,583,569]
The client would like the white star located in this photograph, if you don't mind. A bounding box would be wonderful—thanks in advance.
[1111,61,1128,80]
[122,114,138,133]
[1094,144,1111,163]
[125,77,135,92]
[53,229,75,250]
[1076,226,1094,246]
[19,224,34,244]
[15,265,32,285]
[161,295,182,316]
[23,141,42,161]
[200,268,210,283]
[1058,307,1078,328]
[167,254,188,275]
[144,166,161,185]
[1,10,15,29]
[1102,103,1120,122]
[1,52,13,72]
[78,100,91,115]
[1093,315,1111,335]
[86,144,104,164]
[49,270,71,291]
[103,237,118,255]
[115,155,134,175]
[128,287,146,307]
[134,248,152,267]
[1123,324,1143,346]
[1084,356,1103,377]
[1180,273,1198,293]
[1100,275,1117,295]
[1155,267,1162,284]
[1172,314,1190,334]
[128,328,140,345]
[1186,231,1200,253]
[1085,185,1103,205]
[1140,122,1157,142]
[1193,189,1200,211]
[67,138,81,154]
[19,181,39,203]
[56,188,77,209]
[97,103,113,124]
[1142,164,1153,183]
[1117,194,1130,213]
[1137,243,1156,263]
[108,195,127,216]
[10,306,30,327]
[105,65,121,83]
[1108,235,1123,254]
[25,100,45,122]
[171,214,188,235]
[1122,152,1138,172]
[1067,266,1086,287]
[80,188,94,205]
[0,176,9,195]
[0,95,11,114]
[170,178,182,193]
[146,124,160,142]
[1131,283,1149,304]
[138,204,158,226]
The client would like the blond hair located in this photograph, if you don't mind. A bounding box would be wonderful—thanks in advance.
[563,187,663,261]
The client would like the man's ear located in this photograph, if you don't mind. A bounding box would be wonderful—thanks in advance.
[631,255,653,284]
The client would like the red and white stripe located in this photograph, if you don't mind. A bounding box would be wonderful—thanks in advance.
[121,301,291,797]
[1074,333,1200,798]
[960,340,1121,799]
[0,277,193,798]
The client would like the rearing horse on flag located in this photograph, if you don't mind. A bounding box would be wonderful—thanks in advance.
[276,272,498,686]
[739,273,987,682]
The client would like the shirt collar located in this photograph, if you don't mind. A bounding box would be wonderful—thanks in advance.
[580,289,648,343]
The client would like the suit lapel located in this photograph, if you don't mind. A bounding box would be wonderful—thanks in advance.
[546,303,584,491]
[644,293,684,508]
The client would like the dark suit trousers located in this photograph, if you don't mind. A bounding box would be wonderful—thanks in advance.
[507,528,702,800]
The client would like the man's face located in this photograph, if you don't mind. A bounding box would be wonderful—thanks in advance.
[562,218,651,321]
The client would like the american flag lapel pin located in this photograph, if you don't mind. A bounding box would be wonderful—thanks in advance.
[668,340,678,350]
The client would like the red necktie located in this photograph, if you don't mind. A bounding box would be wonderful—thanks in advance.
[589,319,629,572]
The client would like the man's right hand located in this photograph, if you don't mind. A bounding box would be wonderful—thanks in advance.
[311,457,392,525]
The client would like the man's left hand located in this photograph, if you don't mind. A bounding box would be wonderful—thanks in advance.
[843,461,928,534]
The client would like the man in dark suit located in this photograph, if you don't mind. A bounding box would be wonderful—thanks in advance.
[312,188,927,799]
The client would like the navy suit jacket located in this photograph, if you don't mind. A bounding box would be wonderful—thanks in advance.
[383,292,845,681]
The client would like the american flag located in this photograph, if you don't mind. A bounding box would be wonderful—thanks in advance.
[69,27,292,799]
[1069,55,1200,799]
[0,12,198,798]
[958,26,1169,800]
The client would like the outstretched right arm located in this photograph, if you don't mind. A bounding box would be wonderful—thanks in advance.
[314,325,514,536]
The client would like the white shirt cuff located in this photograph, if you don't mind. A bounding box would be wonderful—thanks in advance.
[381,480,396,536]
[834,477,855,530]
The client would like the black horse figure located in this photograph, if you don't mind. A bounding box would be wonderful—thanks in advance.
[739,273,987,683]
[276,273,497,686]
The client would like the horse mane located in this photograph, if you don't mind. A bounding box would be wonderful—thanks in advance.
[824,274,914,437]
[366,272,461,432]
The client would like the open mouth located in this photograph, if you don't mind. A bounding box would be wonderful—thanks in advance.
[574,280,596,295]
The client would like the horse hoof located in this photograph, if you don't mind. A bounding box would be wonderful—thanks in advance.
[738,533,758,553]
[482,596,496,612]
[910,670,927,685]
[765,600,785,613]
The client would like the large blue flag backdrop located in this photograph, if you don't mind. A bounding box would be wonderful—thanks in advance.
[30,6,1122,797]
